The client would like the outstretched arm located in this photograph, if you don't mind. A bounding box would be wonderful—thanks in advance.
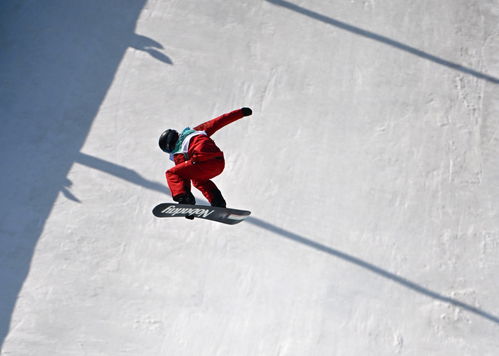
[194,107,252,136]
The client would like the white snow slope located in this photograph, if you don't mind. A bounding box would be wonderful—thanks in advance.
[1,0,499,355]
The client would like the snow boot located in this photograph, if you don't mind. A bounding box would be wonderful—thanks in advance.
[173,192,196,220]
[173,192,196,205]
[210,189,226,208]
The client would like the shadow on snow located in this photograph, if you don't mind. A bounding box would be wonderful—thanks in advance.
[266,0,499,84]
[0,0,170,349]
[247,217,499,325]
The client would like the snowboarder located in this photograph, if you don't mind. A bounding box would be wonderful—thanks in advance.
[158,107,253,208]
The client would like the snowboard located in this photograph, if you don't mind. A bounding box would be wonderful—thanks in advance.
[152,203,251,225]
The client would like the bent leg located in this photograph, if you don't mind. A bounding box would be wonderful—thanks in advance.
[165,161,194,199]
[191,180,225,207]
[166,158,224,200]
[190,159,226,206]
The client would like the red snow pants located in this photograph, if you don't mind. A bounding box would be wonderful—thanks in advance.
[166,157,225,203]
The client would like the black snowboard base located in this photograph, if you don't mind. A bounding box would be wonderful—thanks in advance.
[152,203,251,225]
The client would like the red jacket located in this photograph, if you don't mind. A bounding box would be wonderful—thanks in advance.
[172,108,246,165]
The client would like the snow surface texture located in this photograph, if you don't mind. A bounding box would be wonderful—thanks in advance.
[1,0,499,355]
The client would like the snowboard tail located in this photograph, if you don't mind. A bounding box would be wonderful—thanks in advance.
[152,203,251,225]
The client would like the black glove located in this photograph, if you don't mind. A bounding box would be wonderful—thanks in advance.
[241,107,252,117]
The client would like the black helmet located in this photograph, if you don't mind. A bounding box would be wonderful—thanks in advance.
[159,129,179,153]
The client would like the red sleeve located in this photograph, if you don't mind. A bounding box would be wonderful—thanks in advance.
[193,108,246,136]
